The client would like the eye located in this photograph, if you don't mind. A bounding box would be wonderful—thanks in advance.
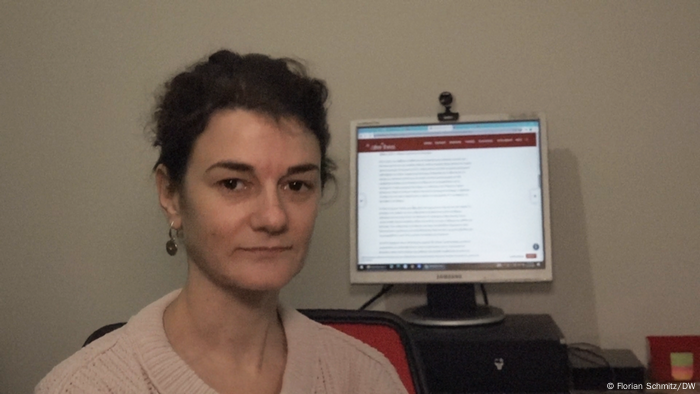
[286,180,310,192]
[219,178,245,191]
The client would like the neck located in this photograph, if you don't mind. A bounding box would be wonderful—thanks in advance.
[163,264,285,371]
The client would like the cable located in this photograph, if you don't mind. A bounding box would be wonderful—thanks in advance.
[359,284,394,310]
[479,283,489,305]
[567,343,617,384]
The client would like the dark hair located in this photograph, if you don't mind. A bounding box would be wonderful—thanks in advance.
[151,49,336,189]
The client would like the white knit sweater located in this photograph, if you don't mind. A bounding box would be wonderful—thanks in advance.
[36,290,408,394]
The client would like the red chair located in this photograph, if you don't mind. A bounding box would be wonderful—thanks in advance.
[300,309,429,394]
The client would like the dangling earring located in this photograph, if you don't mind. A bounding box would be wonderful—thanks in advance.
[166,222,178,256]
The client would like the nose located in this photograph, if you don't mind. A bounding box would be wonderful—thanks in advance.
[250,186,289,235]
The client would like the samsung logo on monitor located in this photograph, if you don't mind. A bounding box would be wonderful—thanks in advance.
[436,274,462,280]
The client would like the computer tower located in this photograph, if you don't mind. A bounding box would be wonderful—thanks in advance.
[410,314,569,393]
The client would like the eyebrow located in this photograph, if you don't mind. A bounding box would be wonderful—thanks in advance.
[285,163,320,176]
[205,161,319,176]
[205,161,254,174]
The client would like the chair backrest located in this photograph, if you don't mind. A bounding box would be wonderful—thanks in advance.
[300,309,428,394]
[83,322,125,347]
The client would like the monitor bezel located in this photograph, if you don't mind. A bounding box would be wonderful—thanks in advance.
[349,112,552,284]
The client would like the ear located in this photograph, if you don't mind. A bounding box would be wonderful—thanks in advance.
[155,164,183,229]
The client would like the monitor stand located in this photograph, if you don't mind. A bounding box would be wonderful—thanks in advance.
[401,283,505,327]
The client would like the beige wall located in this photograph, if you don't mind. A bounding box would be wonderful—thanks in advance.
[2,1,699,392]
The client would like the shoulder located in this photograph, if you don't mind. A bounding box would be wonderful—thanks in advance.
[315,321,408,393]
[283,307,388,361]
[35,290,182,394]
[313,318,393,366]
[35,327,146,394]
[281,307,408,394]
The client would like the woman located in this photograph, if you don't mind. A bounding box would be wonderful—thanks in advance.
[36,50,407,394]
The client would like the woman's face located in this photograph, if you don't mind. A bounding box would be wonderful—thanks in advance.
[159,109,322,293]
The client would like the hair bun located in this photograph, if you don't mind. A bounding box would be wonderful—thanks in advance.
[208,50,242,67]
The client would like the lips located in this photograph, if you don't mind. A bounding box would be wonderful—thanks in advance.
[237,246,293,252]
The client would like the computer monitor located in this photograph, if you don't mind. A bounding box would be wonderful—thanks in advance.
[349,113,551,326]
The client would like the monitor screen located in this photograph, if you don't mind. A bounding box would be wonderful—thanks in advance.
[350,113,552,285]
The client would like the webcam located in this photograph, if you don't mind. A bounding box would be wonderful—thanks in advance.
[438,91,459,121]
[439,92,453,107]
